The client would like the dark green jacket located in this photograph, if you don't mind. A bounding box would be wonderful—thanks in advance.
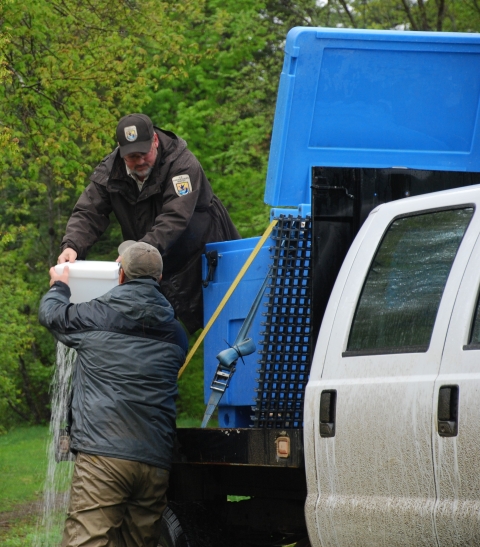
[39,278,188,470]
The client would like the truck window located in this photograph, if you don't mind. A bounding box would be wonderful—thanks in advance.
[467,289,480,348]
[346,207,473,355]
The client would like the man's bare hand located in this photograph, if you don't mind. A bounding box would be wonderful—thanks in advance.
[58,248,77,264]
[50,265,70,287]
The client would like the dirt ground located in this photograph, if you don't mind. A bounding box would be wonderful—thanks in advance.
[0,494,66,541]
[0,499,43,534]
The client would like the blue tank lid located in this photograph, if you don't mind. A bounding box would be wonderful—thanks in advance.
[265,27,480,206]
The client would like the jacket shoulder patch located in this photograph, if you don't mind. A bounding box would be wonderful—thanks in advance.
[172,174,192,196]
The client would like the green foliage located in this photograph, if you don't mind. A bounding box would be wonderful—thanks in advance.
[0,5,18,159]
[300,0,480,31]
[0,231,53,428]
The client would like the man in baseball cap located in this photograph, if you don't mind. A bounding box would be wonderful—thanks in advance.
[116,113,155,158]
[41,238,187,547]
[118,240,163,281]
[58,112,241,334]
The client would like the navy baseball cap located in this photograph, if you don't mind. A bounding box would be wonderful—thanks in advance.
[116,113,154,158]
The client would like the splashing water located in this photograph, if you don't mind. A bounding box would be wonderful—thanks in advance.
[33,342,76,547]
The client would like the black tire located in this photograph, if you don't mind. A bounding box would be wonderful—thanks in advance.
[157,505,192,547]
[157,501,227,547]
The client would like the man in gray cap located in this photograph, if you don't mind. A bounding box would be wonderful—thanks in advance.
[40,242,188,547]
[58,113,240,333]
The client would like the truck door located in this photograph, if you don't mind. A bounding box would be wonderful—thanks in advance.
[307,192,478,547]
[433,221,480,546]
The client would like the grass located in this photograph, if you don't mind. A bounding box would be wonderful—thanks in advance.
[177,417,202,428]
[0,425,49,512]
[0,425,63,546]
[1,514,64,547]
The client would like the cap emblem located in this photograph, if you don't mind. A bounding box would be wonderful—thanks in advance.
[124,126,138,142]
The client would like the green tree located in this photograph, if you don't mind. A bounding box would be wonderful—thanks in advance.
[312,0,480,31]
[0,0,203,426]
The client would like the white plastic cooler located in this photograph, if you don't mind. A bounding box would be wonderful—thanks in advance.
[54,261,120,303]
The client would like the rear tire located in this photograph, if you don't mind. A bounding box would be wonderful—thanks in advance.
[157,505,192,547]
[158,500,303,547]
[157,501,227,547]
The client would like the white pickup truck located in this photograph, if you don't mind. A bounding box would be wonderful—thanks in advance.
[305,184,480,546]
[164,27,480,547]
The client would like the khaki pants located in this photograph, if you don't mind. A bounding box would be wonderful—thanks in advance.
[62,452,169,547]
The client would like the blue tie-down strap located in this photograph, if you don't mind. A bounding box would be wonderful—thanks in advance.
[216,338,256,368]
[201,338,256,428]
[201,270,271,428]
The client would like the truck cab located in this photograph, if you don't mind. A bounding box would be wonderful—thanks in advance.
[165,27,480,547]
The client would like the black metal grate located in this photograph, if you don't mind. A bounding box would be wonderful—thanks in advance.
[253,215,312,428]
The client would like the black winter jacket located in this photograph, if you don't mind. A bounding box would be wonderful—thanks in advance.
[61,128,240,333]
[39,278,188,470]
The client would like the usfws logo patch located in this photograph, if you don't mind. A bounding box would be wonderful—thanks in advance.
[172,174,192,196]
[124,126,138,142]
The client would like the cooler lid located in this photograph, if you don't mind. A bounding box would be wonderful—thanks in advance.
[55,261,120,279]
[265,27,480,206]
